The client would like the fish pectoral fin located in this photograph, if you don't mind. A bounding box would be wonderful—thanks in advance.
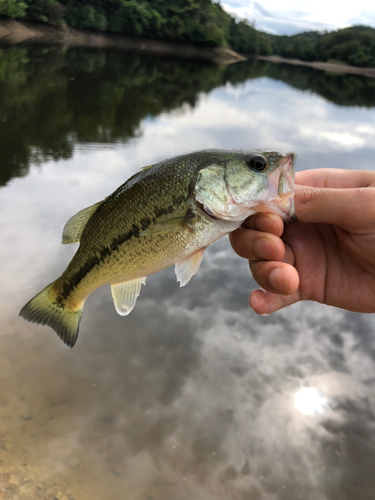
[175,248,205,287]
[111,277,146,316]
[62,201,102,244]
[141,217,186,235]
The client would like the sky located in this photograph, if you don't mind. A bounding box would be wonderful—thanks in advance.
[221,0,375,35]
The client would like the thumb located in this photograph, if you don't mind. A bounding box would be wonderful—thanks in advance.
[294,185,375,233]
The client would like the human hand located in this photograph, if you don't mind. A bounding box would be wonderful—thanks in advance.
[230,169,375,314]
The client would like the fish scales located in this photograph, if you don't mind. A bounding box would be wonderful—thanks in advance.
[19,149,296,347]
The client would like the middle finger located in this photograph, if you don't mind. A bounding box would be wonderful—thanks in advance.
[229,227,285,262]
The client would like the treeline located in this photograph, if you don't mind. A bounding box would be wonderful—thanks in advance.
[269,26,375,67]
[1,1,375,66]
[0,0,271,54]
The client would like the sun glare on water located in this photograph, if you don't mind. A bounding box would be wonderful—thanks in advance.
[294,388,326,415]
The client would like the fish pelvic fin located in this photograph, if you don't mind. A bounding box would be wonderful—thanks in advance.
[175,248,205,287]
[62,201,102,245]
[19,281,83,348]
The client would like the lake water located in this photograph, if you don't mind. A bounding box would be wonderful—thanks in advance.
[1,47,375,500]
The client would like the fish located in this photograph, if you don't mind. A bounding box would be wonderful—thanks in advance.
[19,149,295,348]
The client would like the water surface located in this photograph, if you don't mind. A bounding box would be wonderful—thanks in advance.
[1,47,375,500]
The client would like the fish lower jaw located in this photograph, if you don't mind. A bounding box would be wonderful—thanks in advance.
[196,197,257,223]
[253,197,295,221]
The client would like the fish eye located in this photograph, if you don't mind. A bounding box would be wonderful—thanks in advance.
[247,155,267,172]
[248,155,267,171]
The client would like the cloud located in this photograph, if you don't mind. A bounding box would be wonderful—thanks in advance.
[221,0,251,7]
[221,0,375,35]
[253,1,274,18]
[256,17,337,35]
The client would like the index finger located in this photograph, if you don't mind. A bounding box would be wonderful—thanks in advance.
[296,169,375,189]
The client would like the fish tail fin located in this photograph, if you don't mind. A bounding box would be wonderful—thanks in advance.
[19,281,83,348]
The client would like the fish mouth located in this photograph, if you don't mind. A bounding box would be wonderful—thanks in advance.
[279,152,296,221]
[266,152,296,221]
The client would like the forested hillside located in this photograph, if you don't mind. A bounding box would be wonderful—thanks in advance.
[269,26,375,67]
[1,0,374,66]
[0,0,271,54]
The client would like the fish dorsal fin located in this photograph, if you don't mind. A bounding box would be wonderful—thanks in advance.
[139,164,153,172]
[62,201,102,245]
[111,277,146,316]
[175,248,205,287]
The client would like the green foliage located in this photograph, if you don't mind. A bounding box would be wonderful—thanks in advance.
[107,1,153,36]
[257,31,272,55]
[270,26,375,67]
[58,0,232,46]
[0,0,273,54]
[64,2,107,31]
[0,0,28,18]
[1,0,374,66]
[23,0,65,24]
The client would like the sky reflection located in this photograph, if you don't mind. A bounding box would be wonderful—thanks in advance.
[1,52,375,499]
[295,388,326,415]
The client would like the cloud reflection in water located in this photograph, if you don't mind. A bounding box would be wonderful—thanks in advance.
[1,52,375,499]
[295,387,326,415]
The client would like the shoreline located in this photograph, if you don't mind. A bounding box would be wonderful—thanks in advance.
[257,55,375,79]
[0,18,245,65]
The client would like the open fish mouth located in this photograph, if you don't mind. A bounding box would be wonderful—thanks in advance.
[280,153,295,195]
[277,152,296,221]
[263,152,296,221]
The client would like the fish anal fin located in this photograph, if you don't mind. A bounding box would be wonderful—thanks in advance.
[175,248,205,287]
[111,277,146,316]
[62,201,102,245]
[141,217,186,236]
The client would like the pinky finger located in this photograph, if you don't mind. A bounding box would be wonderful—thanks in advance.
[249,288,302,315]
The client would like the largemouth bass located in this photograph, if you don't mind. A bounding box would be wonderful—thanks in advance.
[20,149,295,348]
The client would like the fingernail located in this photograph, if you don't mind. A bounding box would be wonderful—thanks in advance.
[250,289,271,316]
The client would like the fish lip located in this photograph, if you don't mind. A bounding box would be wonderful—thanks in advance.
[280,152,295,195]
[280,153,297,192]
[277,152,296,220]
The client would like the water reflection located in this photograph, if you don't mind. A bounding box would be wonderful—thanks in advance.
[295,388,326,415]
[1,47,375,499]
[1,47,375,187]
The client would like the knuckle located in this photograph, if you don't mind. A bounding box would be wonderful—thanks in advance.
[297,186,320,206]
